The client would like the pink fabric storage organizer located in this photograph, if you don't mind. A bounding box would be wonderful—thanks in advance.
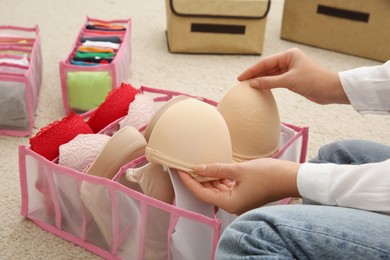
[0,25,42,136]
[19,86,309,260]
[59,17,132,114]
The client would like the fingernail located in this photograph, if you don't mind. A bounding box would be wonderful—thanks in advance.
[193,164,207,172]
[250,80,259,88]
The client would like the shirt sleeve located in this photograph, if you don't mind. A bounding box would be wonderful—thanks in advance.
[297,160,390,214]
[339,60,390,114]
[298,61,390,214]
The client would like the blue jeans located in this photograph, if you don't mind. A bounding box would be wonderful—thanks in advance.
[216,140,390,259]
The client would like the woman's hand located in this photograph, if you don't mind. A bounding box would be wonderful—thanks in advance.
[178,158,301,215]
[238,48,350,105]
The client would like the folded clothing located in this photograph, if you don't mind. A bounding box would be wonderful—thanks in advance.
[81,40,120,50]
[70,60,99,66]
[0,80,28,129]
[30,112,94,161]
[86,22,126,31]
[0,64,28,74]
[72,56,113,64]
[80,36,122,44]
[0,54,29,66]
[77,46,114,53]
[66,71,112,111]
[72,37,121,66]
[75,51,115,59]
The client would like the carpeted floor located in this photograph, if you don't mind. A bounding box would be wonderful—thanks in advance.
[0,0,388,259]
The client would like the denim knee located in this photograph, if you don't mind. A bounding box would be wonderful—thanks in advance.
[310,139,390,164]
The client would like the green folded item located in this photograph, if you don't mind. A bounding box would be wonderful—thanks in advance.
[66,71,112,111]
[75,51,115,59]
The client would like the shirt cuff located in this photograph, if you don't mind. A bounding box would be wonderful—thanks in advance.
[297,163,334,205]
[339,62,390,115]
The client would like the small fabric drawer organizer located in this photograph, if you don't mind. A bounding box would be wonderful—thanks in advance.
[19,85,309,260]
[59,17,132,114]
[0,25,42,136]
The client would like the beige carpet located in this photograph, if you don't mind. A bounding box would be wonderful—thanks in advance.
[1,0,388,259]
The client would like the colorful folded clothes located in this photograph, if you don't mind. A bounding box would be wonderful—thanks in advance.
[60,17,131,114]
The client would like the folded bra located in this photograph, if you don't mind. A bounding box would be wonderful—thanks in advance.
[29,112,94,161]
[126,162,174,204]
[119,93,156,131]
[87,82,139,133]
[85,126,147,179]
[58,133,110,172]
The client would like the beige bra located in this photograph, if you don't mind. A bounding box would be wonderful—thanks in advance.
[145,81,281,180]
[84,81,280,184]
[85,126,147,179]
[217,80,280,161]
[145,98,233,182]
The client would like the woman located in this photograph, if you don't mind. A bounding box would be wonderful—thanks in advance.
[178,48,390,259]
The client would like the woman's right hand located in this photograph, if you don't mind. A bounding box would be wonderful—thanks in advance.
[178,158,301,215]
[238,48,350,105]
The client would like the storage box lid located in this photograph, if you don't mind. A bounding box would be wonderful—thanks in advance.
[169,0,270,19]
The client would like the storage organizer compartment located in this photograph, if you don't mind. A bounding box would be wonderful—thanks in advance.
[60,17,132,114]
[19,86,309,259]
[0,26,42,136]
[165,0,270,54]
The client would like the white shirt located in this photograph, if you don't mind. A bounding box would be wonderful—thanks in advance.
[297,61,390,214]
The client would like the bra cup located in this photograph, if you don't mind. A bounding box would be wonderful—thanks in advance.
[145,98,232,182]
[217,81,280,161]
[126,162,175,204]
[143,95,189,142]
[85,126,147,179]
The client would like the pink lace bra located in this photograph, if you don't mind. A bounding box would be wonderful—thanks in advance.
[58,134,110,172]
